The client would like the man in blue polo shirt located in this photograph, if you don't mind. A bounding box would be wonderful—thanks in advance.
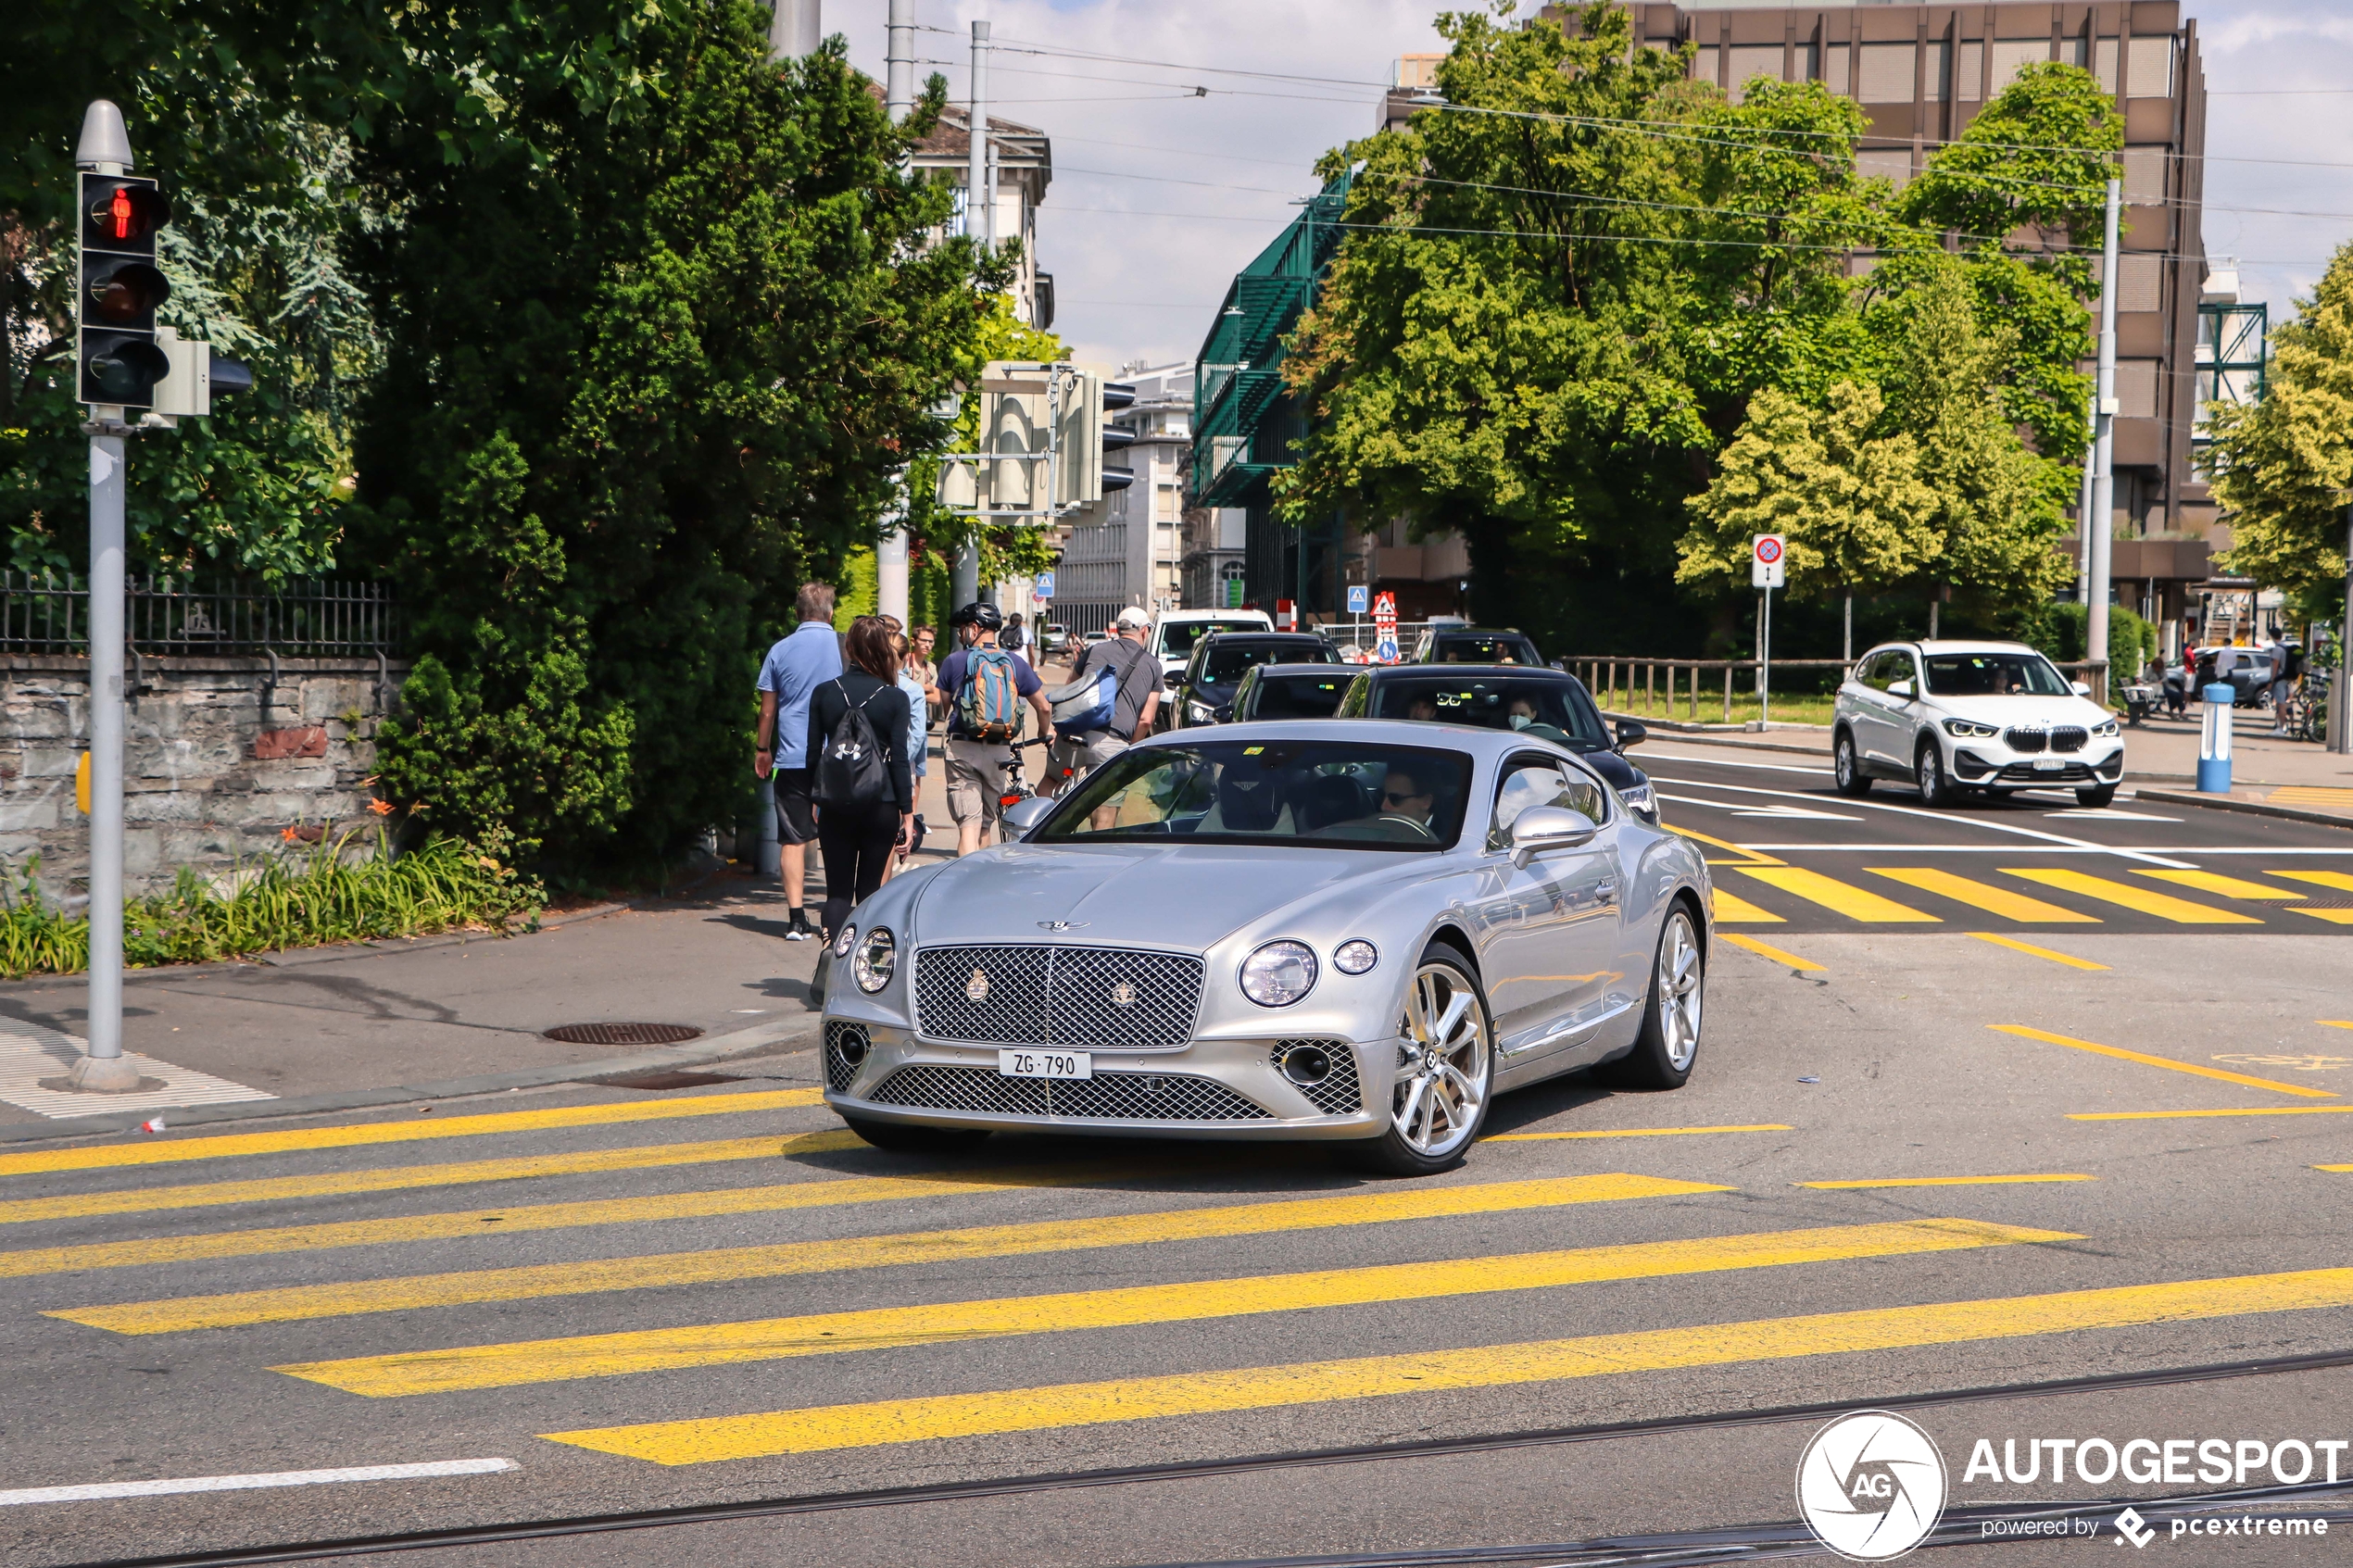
[754,582,843,942]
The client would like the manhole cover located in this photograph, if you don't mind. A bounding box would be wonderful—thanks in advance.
[543,1022,705,1047]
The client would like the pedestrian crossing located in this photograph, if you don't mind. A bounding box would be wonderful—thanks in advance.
[1705,859,2353,932]
[6,1085,2348,1487]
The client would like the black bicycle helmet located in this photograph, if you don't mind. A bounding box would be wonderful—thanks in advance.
[951,601,1004,632]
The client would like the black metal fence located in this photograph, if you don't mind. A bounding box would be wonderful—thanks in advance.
[0,575,399,656]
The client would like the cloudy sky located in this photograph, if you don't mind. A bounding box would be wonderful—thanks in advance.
[824,0,2353,370]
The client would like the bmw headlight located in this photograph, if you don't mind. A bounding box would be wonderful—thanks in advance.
[1239,940,1318,1007]
[2094,718,2120,738]
[853,926,897,993]
[1943,719,1997,738]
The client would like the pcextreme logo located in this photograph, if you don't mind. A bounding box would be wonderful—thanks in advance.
[1796,1410,1949,1562]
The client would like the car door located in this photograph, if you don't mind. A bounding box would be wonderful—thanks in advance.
[1847,652,1897,766]
[1468,755,1625,1061]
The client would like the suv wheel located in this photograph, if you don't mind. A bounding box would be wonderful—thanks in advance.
[1832,730,1872,797]
[1915,738,1957,808]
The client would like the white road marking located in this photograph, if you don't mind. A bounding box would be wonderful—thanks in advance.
[0,1023,270,1120]
[1728,845,2353,855]
[1647,775,2196,869]
[0,1459,516,1508]
[2045,809,2182,822]
[1728,804,1865,822]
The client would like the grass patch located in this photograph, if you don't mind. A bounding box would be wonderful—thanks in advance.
[0,833,546,980]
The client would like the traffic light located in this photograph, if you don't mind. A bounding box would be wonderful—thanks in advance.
[78,171,173,408]
[1051,374,1138,508]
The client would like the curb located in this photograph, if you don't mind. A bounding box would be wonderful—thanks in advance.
[2133,788,2353,834]
[0,1010,826,1148]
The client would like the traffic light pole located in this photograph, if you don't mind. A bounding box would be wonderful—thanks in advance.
[875,0,914,629]
[70,418,133,1090]
[2086,177,2121,694]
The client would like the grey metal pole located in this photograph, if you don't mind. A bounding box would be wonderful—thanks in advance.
[2334,508,2353,756]
[2075,400,2095,604]
[2086,176,2121,679]
[767,0,820,60]
[968,21,991,251]
[69,426,136,1092]
[874,0,916,630]
[952,539,980,608]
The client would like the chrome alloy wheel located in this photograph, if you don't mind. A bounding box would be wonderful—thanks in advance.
[1657,910,1704,1072]
[1391,961,1491,1159]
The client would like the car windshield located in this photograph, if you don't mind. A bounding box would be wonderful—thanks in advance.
[1368,676,1611,749]
[1923,653,2071,697]
[1202,639,1337,684]
[1429,632,1540,666]
[1159,620,1268,657]
[1036,739,1473,850]
[1250,671,1351,719]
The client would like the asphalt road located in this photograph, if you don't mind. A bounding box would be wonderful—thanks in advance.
[4,762,2353,1567]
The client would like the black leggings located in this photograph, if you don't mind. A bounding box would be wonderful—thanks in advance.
[816,800,900,938]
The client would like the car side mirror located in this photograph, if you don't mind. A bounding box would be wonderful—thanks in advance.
[1001,797,1055,838]
[1510,806,1598,869]
[1887,679,1914,699]
[2070,680,2092,697]
[1614,718,1647,751]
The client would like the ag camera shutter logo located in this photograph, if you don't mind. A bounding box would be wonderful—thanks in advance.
[1796,1410,1948,1561]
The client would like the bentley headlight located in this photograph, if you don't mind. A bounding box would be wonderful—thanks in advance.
[1239,940,1318,1007]
[831,923,857,959]
[853,926,897,993]
[1333,939,1378,975]
[1943,719,1997,738]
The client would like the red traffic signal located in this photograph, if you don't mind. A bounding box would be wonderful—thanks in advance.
[82,181,170,250]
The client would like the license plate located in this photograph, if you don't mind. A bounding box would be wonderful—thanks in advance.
[2032,758,2066,771]
[999,1048,1092,1080]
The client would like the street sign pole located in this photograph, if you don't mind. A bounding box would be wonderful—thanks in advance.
[1760,583,1772,728]
[2334,507,2353,757]
[1751,534,1784,730]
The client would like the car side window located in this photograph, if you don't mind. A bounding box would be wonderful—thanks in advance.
[1486,758,1602,853]
[1851,652,1881,690]
[1885,651,1919,692]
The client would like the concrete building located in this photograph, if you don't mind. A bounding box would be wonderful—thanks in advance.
[910,107,1055,331]
[1053,362,1199,635]
[1590,1,2214,638]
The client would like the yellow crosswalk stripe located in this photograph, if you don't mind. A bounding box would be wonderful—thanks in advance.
[1991,1025,2335,1098]
[0,1132,860,1228]
[2271,871,2353,895]
[543,1264,2348,1463]
[56,1174,1724,1336]
[2001,869,2259,925]
[1795,1173,2094,1189]
[1667,826,1783,866]
[1708,888,1784,923]
[2069,1106,2353,1123]
[0,1089,830,1180]
[1966,934,2108,971]
[2136,869,2304,899]
[2292,908,2353,926]
[0,1167,1095,1280]
[1734,867,1939,922]
[2267,788,2353,809]
[1866,869,2095,922]
[1719,933,1824,972]
[277,1217,2069,1398]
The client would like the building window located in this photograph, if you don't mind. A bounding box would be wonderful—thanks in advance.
[2116,360,2160,420]
[2122,147,2169,206]
[1726,44,1781,104]
[1988,40,2045,96]
[2096,254,2166,314]
[2126,36,2174,98]
[1857,43,1915,102]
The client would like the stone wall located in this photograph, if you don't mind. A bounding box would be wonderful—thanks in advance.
[0,655,409,897]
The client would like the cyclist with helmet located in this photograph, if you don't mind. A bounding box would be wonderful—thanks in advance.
[937,602,1056,856]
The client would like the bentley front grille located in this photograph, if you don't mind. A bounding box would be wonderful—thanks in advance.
[2003,727,2047,753]
[868,1064,1272,1121]
[823,1022,869,1092]
[1272,1039,1363,1116]
[2050,726,2088,754]
[912,945,1204,1049]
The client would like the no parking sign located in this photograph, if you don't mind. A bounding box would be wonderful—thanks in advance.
[1752,533,1786,589]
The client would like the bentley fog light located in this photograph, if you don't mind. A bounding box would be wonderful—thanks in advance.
[1333,939,1378,975]
[1240,940,1318,1007]
[1279,1043,1334,1086]
[853,926,897,993]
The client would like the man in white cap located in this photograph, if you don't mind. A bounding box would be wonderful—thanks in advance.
[1050,607,1165,820]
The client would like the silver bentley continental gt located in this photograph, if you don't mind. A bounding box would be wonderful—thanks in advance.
[818,721,1714,1175]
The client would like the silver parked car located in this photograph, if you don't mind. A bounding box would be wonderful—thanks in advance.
[819,721,1714,1175]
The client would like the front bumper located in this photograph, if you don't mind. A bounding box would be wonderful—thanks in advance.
[1950,744,2124,786]
[820,1019,1389,1141]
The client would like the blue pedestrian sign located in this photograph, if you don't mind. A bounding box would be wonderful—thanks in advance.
[1034,571,1054,598]
[1346,584,1368,615]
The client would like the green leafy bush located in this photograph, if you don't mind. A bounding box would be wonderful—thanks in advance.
[0,834,542,980]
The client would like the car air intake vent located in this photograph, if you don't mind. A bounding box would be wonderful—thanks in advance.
[2050,726,2088,754]
[823,1022,869,1092]
[2004,727,2047,754]
[1272,1040,1362,1115]
[913,946,1204,1049]
[869,1065,1271,1121]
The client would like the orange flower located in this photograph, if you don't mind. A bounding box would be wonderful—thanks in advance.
[368,798,395,816]
[280,824,300,843]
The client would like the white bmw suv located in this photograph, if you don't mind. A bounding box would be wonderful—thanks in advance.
[1833,640,2124,808]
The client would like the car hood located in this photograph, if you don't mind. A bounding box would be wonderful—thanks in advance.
[908,841,1426,952]
[1929,694,2112,727]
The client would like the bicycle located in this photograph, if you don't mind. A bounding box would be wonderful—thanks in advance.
[2282,673,2330,745]
[995,735,1052,813]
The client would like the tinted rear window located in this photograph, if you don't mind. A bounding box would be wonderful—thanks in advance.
[1429,633,1541,666]
[1370,675,1610,749]
[1250,671,1351,719]
[1202,639,1339,684]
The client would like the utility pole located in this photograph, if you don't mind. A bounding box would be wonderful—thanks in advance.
[767,0,820,60]
[2075,399,2095,604]
[2085,176,2121,698]
[875,0,915,628]
[951,19,991,609]
[2334,507,2353,757]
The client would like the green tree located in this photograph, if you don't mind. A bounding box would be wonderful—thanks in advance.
[356,13,998,866]
[1679,381,1938,598]
[2208,243,2353,611]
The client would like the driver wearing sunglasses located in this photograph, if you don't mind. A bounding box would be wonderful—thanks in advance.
[1378,765,1437,828]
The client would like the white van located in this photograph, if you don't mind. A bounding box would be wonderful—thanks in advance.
[1151,608,1275,676]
